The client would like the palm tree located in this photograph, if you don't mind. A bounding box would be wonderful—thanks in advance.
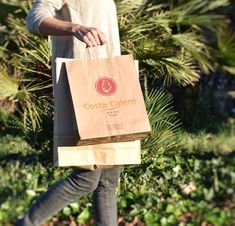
[116,0,235,87]
[0,2,52,130]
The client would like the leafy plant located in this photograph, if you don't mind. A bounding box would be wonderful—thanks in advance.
[0,3,52,130]
[116,0,235,88]
[0,64,51,130]
[142,89,180,153]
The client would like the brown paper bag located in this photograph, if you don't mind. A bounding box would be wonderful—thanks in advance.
[65,54,151,145]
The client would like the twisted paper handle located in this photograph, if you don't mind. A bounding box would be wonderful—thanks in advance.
[85,41,111,60]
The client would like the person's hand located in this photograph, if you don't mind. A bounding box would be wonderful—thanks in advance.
[73,24,106,48]
[38,18,106,47]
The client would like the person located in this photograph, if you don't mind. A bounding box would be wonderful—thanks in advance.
[15,0,121,225]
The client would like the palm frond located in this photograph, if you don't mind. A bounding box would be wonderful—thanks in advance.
[175,15,228,27]
[13,42,51,77]
[160,57,200,86]
[213,28,235,74]
[217,28,235,60]
[172,32,213,74]
[170,0,229,27]
[19,90,43,130]
[0,66,19,100]
[116,0,230,87]
[142,90,181,153]
[116,0,147,16]
[0,65,51,130]
[7,15,33,47]
[143,56,200,86]
[6,14,51,77]
[0,0,31,13]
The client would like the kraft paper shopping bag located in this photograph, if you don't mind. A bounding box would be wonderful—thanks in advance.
[65,54,151,145]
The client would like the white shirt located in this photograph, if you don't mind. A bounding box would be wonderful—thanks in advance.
[26,0,121,61]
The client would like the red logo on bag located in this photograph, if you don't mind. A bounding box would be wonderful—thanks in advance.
[95,77,117,96]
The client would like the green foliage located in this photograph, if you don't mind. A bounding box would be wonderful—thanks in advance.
[118,120,235,225]
[142,90,180,154]
[178,119,235,155]
[0,66,18,100]
[213,28,235,74]
[0,108,24,137]
[6,14,51,76]
[0,1,52,131]
[0,0,31,15]
[0,110,68,223]
[117,0,235,88]
[0,63,52,130]
[169,0,229,27]
[172,32,212,74]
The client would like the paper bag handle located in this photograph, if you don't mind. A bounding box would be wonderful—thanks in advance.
[85,41,111,60]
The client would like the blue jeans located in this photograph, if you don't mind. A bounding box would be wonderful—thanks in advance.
[15,167,120,226]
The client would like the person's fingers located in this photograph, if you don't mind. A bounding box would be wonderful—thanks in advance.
[91,29,101,45]
[82,35,93,48]
[97,31,106,45]
[74,25,106,47]
[86,32,97,46]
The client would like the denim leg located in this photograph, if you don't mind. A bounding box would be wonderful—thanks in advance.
[92,166,120,226]
[15,168,102,226]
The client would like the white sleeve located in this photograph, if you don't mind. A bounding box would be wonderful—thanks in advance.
[26,0,63,34]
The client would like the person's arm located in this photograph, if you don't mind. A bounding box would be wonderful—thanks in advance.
[26,0,105,47]
[39,17,106,47]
